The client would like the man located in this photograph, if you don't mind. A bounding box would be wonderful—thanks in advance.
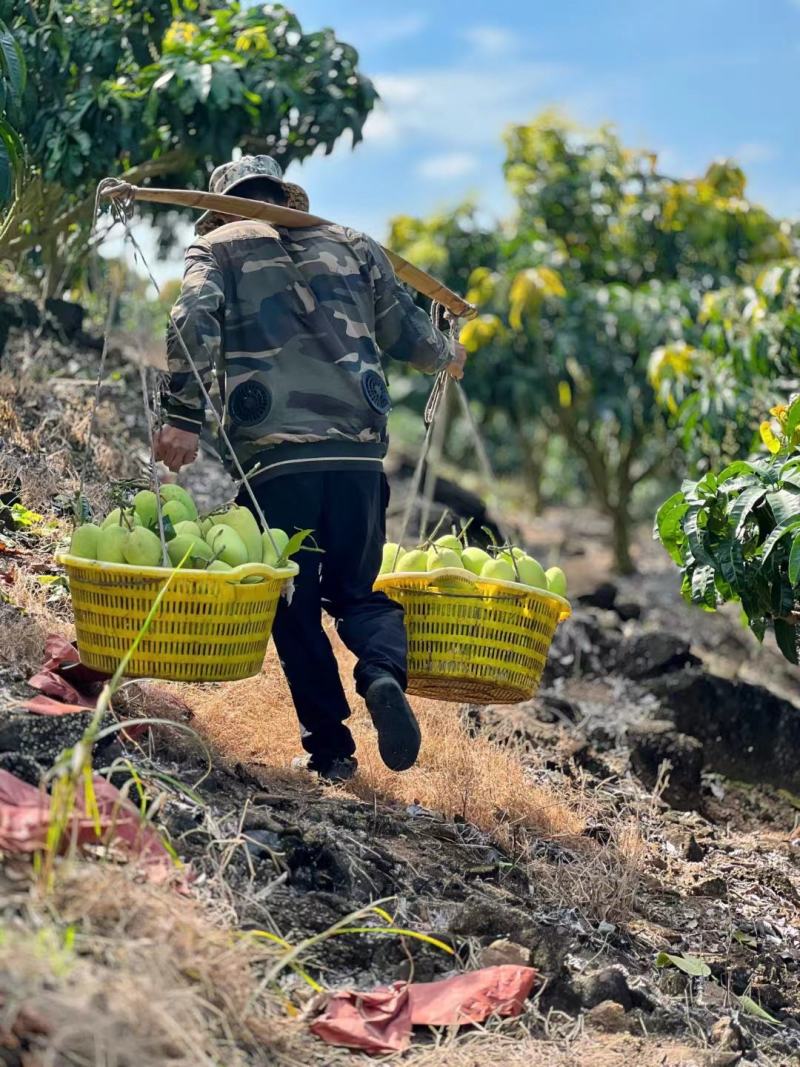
[154,155,466,783]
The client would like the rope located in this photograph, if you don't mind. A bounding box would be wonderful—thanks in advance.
[393,303,511,555]
[138,362,170,566]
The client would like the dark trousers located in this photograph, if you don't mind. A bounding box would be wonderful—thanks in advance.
[239,470,407,764]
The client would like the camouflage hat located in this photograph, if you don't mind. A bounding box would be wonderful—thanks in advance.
[195,154,309,235]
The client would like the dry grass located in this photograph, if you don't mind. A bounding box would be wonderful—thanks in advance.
[0,862,307,1067]
[394,1030,714,1067]
[177,628,585,847]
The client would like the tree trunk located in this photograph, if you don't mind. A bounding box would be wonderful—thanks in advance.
[610,503,635,575]
[516,428,543,513]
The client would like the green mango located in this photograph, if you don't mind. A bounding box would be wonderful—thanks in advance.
[101,507,140,530]
[380,542,402,575]
[69,523,101,560]
[133,489,158,529]
[427,546,462,570]
[161,499,191,526]
[122,527,163,567]
[434,534,463,554]
[515,555,547,589]
[261,527,290,565]
[198,516,215,537]
[160,484,198,521]
[96,524,128,563]
[206,559,233,572]
[480,558,515,582]
[206,524,249,568]
[397,549,429,572]
[167,534,214,568]
[461,546,490,575]
[174,520,202,538]
[545,566,568,598]
[216,505,262,562]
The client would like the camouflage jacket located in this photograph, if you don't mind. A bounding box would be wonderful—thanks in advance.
[161,219,450,482]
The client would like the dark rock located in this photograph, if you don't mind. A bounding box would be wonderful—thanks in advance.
[0,751,44,785]
[614,600,643,621]
[690,876,727,898]
[543,609,622,681]
[0,710,96,766]
[617,632,699,680]
[44,297,85,338]
[578,582,618,611]
[685,834,706,862]
[574,966,634,1010]
[627,720,704,810]
[647,669,800,792]
[243,829,283,859]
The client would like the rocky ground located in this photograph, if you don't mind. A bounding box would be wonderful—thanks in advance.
[0,295,799,1065]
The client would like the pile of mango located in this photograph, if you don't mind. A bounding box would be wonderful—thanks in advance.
[379,534,568,598]
[69,485,290,571]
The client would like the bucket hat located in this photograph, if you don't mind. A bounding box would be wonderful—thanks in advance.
[195,154,309,235]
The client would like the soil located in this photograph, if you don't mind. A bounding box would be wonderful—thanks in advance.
[1,297,799,1065]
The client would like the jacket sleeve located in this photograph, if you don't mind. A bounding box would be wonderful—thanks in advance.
[161,241,224,432]
[367,238,451,373]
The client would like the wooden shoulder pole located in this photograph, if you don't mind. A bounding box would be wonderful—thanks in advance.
[102,183,477,321]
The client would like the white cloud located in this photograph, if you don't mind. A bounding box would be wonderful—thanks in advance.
[417,153,479,180]
[732,141,778,165]
[374,60,569,149]
[461,25,517,56]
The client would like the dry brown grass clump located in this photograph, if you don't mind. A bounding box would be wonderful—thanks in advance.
[0,863,306,1067]
[178,629,585,847]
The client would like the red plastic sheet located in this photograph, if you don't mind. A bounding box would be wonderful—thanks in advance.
[21,634,108,714]
[310,965,538,1053]
[0,769,173,881]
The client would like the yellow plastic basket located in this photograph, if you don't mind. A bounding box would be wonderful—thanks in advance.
[374,568,571,705]
[57,554,298,683]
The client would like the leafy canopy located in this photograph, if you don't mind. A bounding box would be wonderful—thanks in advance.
[0,1,376,284]
[389,113,795,573]
[655,398,800,664]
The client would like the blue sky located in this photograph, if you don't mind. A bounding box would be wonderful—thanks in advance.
[121,0,800,282]
[288,0,800,239]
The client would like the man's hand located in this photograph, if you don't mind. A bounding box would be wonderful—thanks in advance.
[446,341,467,380]
[153,426,199,473]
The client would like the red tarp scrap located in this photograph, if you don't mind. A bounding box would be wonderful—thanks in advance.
[19,695,94,716]
[309,965,538,1053]
[21,634,109,714]
[0,769,174,882]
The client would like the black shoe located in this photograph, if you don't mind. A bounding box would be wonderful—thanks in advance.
[291,754,358,784]
[364,675,421,772]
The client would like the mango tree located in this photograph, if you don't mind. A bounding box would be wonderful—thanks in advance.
[656,399,800,663]
[0,0,375,291]
[391,115,794,572]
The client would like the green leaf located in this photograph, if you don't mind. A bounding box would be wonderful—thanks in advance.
[684,507,715,566]
[773,619,799,665]
[737,994,782,1025]
[718,460,756,484]
[655,491,688,563]
[279,528,316,563]
[718,540,745,592]
[760,518,800,563]
[728,486,766,539]
[785,396,800,441]
[732,929,757,948]
[766,489,800,527]
[654,951,711,978]
[691,565,716,607]
[0,20,26,106]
